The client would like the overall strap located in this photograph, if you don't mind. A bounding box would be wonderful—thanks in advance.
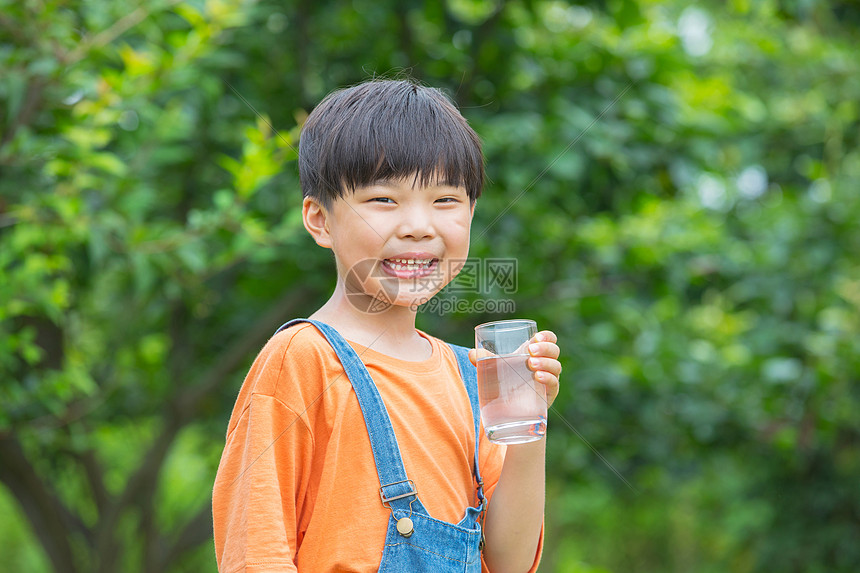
[447,344,486,507]
[275,319,417,509]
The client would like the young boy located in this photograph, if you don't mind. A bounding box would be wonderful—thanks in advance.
[213,79,562,572]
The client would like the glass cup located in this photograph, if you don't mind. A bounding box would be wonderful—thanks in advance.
[475,319,547,445]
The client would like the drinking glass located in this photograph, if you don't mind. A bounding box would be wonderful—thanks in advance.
[475,319,547,445]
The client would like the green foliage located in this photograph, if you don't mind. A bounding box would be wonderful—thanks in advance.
[2,0,859,572]
[1,1,307,571]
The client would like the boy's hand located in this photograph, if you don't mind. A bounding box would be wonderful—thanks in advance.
[526,330,561,407]
[468,330,562,407]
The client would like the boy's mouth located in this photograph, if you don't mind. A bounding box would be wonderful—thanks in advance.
[381,257,439,278]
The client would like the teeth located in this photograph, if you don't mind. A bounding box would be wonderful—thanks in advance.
[389,258,432,264]
[385,258,434,272]
[389,258,431,264]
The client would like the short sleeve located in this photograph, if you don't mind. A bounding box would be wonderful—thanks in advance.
[213,392,314,573]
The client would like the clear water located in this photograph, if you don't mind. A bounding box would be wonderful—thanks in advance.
[477,354,547,445]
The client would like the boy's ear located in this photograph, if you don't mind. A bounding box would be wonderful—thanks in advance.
[302,197,332,249]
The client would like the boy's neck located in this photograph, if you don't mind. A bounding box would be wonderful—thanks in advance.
[309,287,432,361]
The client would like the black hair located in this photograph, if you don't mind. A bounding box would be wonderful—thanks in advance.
[298,79,484,207]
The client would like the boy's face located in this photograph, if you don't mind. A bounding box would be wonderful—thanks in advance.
[304,176,474,312]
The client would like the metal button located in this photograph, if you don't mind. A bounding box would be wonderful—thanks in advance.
[396,517,414,538]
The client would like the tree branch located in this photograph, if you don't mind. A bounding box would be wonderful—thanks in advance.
[0,435,84,573]
[158,498,214,571]
[0,77,46,152]
[70,446,112,515]
[141,487,165,573]
[97,286,312,569]
[95,415,179,573]
[64,1,181,65]
[179,285,314,410]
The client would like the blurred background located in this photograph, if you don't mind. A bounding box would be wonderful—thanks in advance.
[2,0,859,571]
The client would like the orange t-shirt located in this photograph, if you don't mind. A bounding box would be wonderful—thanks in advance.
[212,323,542,572]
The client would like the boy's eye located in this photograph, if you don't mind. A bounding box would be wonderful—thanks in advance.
[369,197,395,204]
[435,197,460,204]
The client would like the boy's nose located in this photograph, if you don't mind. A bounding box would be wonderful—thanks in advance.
[398,207,436,240]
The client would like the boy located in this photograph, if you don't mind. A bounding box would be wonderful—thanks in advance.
[213,79,562,572]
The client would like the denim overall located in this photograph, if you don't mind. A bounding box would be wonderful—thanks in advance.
[276,319,486,572]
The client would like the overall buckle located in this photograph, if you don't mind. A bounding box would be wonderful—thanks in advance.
[379,479,417,508]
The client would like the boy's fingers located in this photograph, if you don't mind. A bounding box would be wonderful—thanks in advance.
[527,356,563,377]
[469,348,495,366]
[534,330,558,344]
[533,371,560,406]
[527,341,560,360]
[473,348,494,362]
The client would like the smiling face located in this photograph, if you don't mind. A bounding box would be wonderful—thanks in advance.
[303,175,474,313]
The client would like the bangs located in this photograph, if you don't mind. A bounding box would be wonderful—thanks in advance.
[299,80,484,206]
